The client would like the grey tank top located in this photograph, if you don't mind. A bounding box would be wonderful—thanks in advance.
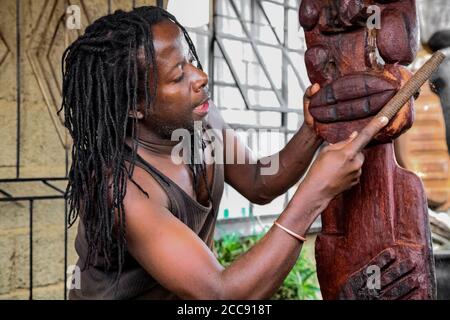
[69,137,224,300]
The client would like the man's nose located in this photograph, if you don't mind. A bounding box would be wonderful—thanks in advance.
[191,67,209,93]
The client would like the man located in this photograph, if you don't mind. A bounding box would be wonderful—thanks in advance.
[62,6,388,299]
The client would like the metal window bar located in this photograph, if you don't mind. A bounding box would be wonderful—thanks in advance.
[255,0,307,91]
[29,199,33,300]
[16,0,21,179]
[228,0,286,108]
[215,30,305,53]
[214,0,306,115]
[0,179,67,300]
[215,36,252,110]
[212,0,304,219]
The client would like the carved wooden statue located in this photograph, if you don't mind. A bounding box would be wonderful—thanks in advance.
[299,0,436,299]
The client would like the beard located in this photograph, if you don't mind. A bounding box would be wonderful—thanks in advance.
[146,109,206,167]
[147,108,196,139]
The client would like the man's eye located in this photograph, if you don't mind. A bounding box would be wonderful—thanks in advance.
[174,74,184,83]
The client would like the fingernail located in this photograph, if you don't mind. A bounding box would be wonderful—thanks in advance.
[379,116,389,126]
[349,131,358,139]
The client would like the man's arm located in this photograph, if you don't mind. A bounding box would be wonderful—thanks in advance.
[124,115,388,299]
[216,85,323,205]
[123,176,323,299]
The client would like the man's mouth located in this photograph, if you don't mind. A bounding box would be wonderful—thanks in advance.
[193,98,210,117]
[309,74,398,123]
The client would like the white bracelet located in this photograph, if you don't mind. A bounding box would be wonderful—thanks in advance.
[274,222,307,242]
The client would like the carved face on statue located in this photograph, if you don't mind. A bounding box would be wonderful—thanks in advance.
[299,0,419,144]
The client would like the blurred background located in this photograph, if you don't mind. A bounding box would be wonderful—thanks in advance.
[0,0,449,299]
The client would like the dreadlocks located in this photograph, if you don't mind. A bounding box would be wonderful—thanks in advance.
[59,6,210,279]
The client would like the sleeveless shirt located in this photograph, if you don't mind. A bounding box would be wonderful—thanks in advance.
[69,121,225,300]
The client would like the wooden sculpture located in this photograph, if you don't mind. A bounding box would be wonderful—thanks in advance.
[299,0,436,299]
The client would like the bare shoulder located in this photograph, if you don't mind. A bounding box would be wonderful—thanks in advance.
[122,163,171,211]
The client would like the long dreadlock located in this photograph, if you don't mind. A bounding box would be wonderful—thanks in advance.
[59,6,211,279]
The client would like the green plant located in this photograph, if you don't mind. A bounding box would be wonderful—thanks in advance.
[213,232,320,300]
[271,248,321,300]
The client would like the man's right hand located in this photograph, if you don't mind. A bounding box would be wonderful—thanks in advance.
[298,115,390,204]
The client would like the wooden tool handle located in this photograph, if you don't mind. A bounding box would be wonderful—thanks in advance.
[377,51,446,120]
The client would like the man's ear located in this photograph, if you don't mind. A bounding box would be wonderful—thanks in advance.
[128,110,144,120]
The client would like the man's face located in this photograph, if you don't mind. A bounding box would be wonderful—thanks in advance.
[142,20,209,139]
[299,0,419,144]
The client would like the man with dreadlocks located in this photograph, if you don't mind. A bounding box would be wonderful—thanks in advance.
[62,6,388,299]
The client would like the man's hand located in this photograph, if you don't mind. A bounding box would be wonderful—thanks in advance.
[303,83,321,131]
[295,115,389,203]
